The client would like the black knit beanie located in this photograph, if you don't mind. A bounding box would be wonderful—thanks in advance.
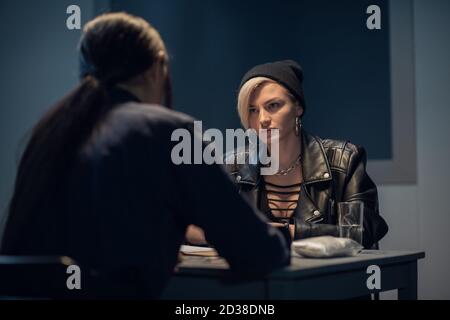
[239,60,306,111]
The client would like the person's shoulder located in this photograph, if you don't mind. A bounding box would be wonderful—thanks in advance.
[317,137,367,170]
[222,147,260,187]
[111,102,195,131]
[223,148,246,175]
[82,102,195,157]
[320,138,362,153]
[106,101,198,140]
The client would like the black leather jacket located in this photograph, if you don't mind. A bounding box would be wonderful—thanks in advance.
[225,129,389,249]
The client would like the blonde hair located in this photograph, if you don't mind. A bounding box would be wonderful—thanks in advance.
[237,77,298,129]
[237,77,276,129]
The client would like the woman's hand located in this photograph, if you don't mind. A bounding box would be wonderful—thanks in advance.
[268,222,295,240]
[185,224,208,245]
[268,222,284,228]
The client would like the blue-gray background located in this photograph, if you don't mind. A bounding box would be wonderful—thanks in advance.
[0,0,449,299]
[111,0,392,159]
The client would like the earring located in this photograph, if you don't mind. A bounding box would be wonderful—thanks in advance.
[295,117,302,136]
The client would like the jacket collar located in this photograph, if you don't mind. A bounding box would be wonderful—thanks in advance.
[235,128,332,186]
[107,86,141,105]
[300,128,333,185]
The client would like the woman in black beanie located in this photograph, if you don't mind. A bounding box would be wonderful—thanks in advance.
[227,60,389,249]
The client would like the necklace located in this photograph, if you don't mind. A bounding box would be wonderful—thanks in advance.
[274,154,301,176]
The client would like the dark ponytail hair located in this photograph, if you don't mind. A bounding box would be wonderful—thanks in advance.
[1,13,170,252]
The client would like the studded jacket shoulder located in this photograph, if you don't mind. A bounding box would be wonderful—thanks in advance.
[224,129,389,249]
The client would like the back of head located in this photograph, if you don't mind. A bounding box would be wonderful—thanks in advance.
[0,12,169,254]
[79,12,167,86]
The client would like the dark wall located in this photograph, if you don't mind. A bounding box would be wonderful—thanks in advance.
[112,0,392,159]
[0,0,95,219]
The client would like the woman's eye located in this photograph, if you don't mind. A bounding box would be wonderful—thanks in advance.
[268,102,280,109]
[249,108,258,114]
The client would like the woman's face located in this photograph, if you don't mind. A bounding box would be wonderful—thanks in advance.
[248,82,302,142]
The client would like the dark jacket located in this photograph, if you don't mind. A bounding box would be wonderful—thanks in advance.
[225,129,389,249]
[0,89,289,298]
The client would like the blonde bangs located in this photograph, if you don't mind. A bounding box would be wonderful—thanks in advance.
[237,77,276,129]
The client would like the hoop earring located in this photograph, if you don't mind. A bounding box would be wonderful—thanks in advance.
[295,117,302,136]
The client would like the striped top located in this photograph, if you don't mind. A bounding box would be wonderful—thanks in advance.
[260,181,302,224]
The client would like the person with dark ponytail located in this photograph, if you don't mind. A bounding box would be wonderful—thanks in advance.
[0,13,289,298]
